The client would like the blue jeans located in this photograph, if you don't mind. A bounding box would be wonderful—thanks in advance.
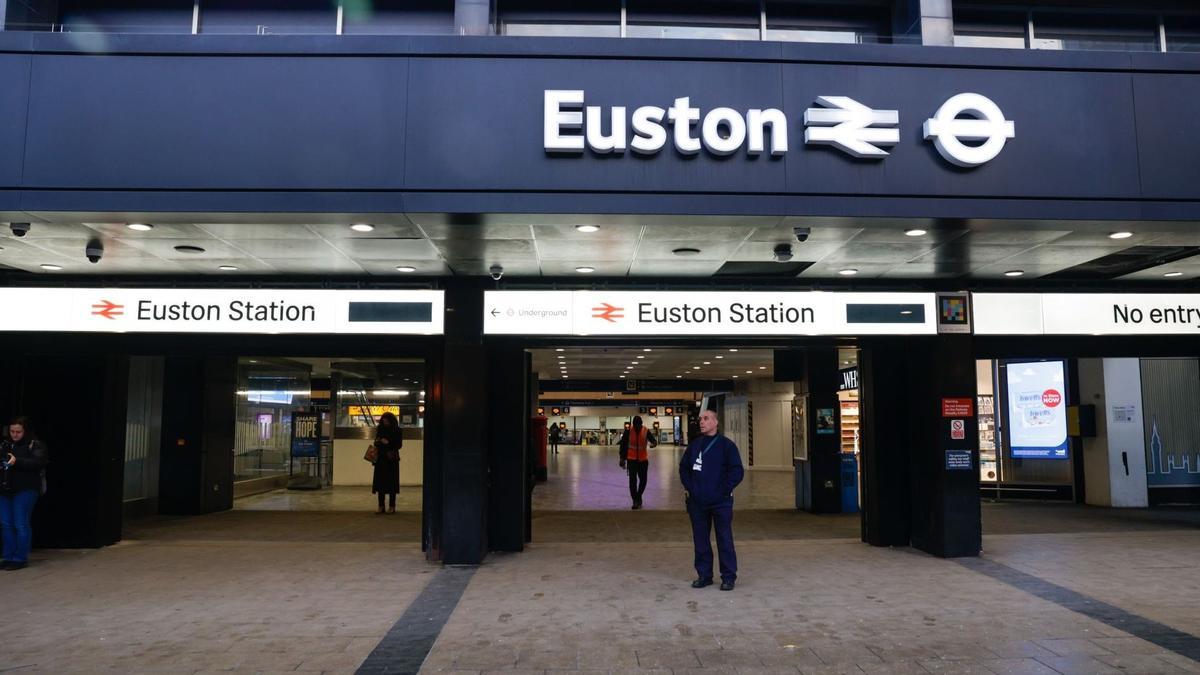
[0,489,38,563]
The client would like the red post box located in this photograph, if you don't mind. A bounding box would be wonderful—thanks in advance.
[531,416,549,482]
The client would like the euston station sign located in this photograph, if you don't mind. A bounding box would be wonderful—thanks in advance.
[544,90,1015,167]
[484,291,936,336]
[974,293,1200,336]
[1,288,444,334]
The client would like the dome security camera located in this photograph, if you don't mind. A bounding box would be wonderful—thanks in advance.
[85,240,104,264]
[489,264,504,281]
[10,223,30,237]
[773,243,794,262]
[793,226,811,243]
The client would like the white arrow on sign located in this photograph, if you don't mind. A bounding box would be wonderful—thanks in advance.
[803,96,900,159]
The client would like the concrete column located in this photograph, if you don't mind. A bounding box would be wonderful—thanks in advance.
[158,356,235,516]
[893,0,953,47]
[487,342,529,552]
[454,0,492,36]
[859,340,912,547]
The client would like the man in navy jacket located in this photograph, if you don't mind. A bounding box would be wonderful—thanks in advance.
[679,409,745,591]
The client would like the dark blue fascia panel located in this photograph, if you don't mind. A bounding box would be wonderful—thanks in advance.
[0,34,1196,217]
[23,54,408,190]
[0,55,31,189]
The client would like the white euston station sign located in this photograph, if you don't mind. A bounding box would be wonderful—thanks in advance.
[974,293,1200,335]
[484,291,936,336]
[0,288,444,334]
[544,90,1015,166]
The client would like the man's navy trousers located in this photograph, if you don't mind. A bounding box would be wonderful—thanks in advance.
[687,498,737,583]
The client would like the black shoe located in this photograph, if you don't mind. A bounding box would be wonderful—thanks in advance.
[720,580,735,591]
[691,578,713,589]
[5,561,27,571]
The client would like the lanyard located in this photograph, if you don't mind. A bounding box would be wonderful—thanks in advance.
[697,437,719,462]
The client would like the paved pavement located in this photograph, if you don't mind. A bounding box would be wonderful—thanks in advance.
[1,475,1198,674]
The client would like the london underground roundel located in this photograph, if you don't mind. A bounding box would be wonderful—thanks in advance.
[1042,390,1062,408]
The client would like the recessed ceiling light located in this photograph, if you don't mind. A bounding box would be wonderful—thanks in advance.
[174,245,206,254]
[637,356,644,359]
[693,366,701,370]
[715,355,723,359]
[217,265,239,271]
[643,348,652,352]
[733,375,739,379]
[575,225,600,233]
[672,247,702,257]
[248,360,258,364]
[350,224,374,232]
[557,355,565,359]
[1004,270,1025,277]
[127,223,153,231]
[729,348,738,352]
[1164,271,1184,278]
[904,229,927,237]
[758,366,766,370]
[620,375,626,379]
[562,375,568,379]
[1109,231,1133,240]
[838,268,859,276]
[396,266,416,273]
[676,375,683,379]
[746,370,753,374]
[703,361,711,365]
[556,348,564,352]
[576,266,595,273]
[40,264,62,271]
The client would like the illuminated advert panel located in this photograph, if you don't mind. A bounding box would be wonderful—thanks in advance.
[0,288,444,334]
[1005,360,1069,460]
[484,291,936,336]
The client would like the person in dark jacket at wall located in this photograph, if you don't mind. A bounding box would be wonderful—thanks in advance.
[0,416,48,571]
[679,409,744,591]
[371,412,402,514]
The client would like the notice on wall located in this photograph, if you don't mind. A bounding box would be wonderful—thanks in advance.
[1111,404,1137,424]
[942,398,974,418]
[950,419,966,440]
[1006,360,1069,459]
[946,449,973,471]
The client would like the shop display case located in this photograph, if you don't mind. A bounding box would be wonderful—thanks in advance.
[839,399,860,455]
[978,394,998,482]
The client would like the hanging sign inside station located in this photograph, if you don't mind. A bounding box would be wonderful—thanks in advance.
[974,293,1200,335]
[483,291,936,336]
[0,288,444,334]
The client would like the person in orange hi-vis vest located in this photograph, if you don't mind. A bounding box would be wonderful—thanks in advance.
[618,415,658,510]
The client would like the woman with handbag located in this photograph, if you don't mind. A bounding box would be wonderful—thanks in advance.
[371,412,402,514]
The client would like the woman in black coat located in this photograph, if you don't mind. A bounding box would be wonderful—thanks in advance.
[371,412,402,514]
[1,416,48,570]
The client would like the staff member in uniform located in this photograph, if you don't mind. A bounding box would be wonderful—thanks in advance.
[678,409,744,591]
[618,415,657,510]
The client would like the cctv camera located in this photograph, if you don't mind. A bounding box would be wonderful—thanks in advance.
[10,223,29,237]
[489,264,504,281]
[793,226,811,243]
[772,243,794,262]
[85,240,104,264]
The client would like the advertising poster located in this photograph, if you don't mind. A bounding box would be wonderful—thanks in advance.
[290,412,321,459]
[815,408,836,435]
[1006,360,1069,459]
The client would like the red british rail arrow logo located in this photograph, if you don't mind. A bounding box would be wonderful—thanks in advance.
[591,302,624,323]
[91,299,124,320]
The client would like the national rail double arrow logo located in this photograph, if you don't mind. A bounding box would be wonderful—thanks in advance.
[592,302,624,323]
[91,299,124,319]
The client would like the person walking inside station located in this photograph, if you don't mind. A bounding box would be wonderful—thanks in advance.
[371,412,403,514]
[0,416,48,571]
[548,421,561,455]
[618,415,657,510]
[679,408,744,591]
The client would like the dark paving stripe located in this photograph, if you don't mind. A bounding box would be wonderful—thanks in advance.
[959,557,1200,663]
[356,566,476,675]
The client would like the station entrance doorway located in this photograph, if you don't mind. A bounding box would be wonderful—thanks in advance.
[522,344,865,544]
